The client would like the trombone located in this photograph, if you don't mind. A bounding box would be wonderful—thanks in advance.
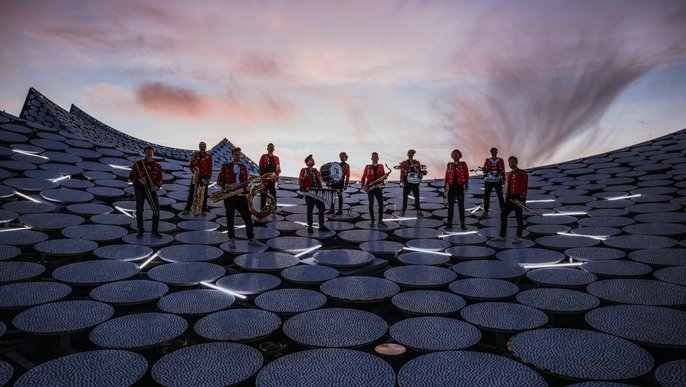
[134,160,160,216]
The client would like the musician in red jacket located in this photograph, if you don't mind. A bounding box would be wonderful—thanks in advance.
[184,141,213,215]
[258,143,281,215]
[128,146,163,237]
[481,147,505,218]
[298,155,330,233]
[444,149,469,230]
[217,147,255,243]
[495,156,528,243]
[399,149,423,216]
[360,152,387,226]
[328,151,351,215]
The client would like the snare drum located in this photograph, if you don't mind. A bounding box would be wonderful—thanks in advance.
[406,171,423,185]
[320,162,344,186]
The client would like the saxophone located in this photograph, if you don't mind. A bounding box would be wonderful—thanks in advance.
[210,176,260,202]
[247,172,278,217]
[362,164,392,193]
[190,167,206,215]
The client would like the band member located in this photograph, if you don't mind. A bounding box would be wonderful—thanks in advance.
[444,149,469,230]
[258,143,281,217]
[399,149,423,217]
[360,152,386,226]
[495,156,528,243]
[184,141,213,215]
[481,147,505,218]
[217,147,256,244]
[128,146,163,237]
[328,151,351,215]
[298,155,330,233]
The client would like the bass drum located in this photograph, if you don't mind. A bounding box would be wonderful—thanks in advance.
[320,162,344,186]
[406,171,423,185]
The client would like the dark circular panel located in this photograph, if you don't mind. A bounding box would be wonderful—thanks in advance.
[235,252,300,272]
[461,302,547,332]
[587,279,686,306]
[255,288,327,314]
[655,360,686,387]
[158,289,235,316]
[383,265,457,288]
[397,351,546,387]
[216,273,281,295]
[14,350,147,387]
[452,260,526,280]
[283,308,387,348]
[13,300,114,335]
[321,276,399,302]
[516,288,599,314]
[390,316,480,351]
[90,280,169,305]
[152,343,263,387]
[90,312,187,349]
[147,262,225,286]
[509,328,653,381]
[194,309,281,341]
[586,305,686,348]
[256,348,395,387]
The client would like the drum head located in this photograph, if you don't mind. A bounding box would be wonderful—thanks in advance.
[321,162,344,184]
[407,172,423,185]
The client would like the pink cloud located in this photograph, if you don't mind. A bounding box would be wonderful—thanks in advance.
[136,82,209,118]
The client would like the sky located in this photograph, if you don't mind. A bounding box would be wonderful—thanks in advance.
[1,0,685,179]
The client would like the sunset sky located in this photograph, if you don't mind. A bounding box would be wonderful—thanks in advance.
[1,0,685,178]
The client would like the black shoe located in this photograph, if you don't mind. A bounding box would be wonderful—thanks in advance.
[461,225,467,230]
[445,225,453,230]
[152,231,162,237]
[136,231,144,238]
[370,220,376,226]
[320,226,331,232]
[327,209,335,215]
[308,226,314,233]
[336,210,343,215]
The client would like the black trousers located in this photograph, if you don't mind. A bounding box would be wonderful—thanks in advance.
[500,195,524,237]
[184,178,210,211]
[305,196,326,227]
[447,184,466,227]
[224,195,254,239]
[260,181,277,209]
[402,183,421,211]
[367,188,384,222]
[135,186,160,232]
[329,183,344,213]
[483,180,504,213]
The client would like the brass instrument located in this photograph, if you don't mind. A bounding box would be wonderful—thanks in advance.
[134,159,159,215]
[363,164,392,193]
[247,172,278,217]
[190,167,208,216]
[444,185,449,206]
[210,176,260,202]
[297,188,338,204]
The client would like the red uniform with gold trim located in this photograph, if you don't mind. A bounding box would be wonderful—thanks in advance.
[298,168,324,189]
[129,159,163,188]
[360,164,386,187]
[190,151,213,178]
[483,157,505,182]
[259,154,281,174]
[399,159,422,182]
[445,161,469,186]
[505,169,528,198]
[217,163,248,188]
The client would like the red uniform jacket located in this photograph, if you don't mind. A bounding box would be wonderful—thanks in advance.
[129,159,163,188]
[399,159,422,182]
[189,152,213,178]
[505,169,528,198]
[259,154,281,174]
[483,157,505,182]
[217,163,248,188]
[341,162,351,184]
[299,168,324,189]
[360,164,386,187]
[445,161,469,186]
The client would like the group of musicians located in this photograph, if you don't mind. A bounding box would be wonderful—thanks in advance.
[128,143,528,243]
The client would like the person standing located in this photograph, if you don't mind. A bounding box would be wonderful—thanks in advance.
[217,147,256,244]
[481,147,505,218]
[444,149,469,230]
[494,156,528,243]
[399,149,423,217]
[258,143,281,216]
[328,151,351,216]
[298,155,330,233]
[360,152,387,226]
[184,141,213,215]
[128,146,163,237]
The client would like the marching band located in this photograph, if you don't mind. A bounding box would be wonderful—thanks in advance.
[140,142,529,243]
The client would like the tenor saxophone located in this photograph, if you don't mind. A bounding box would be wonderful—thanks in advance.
[190,167,206,215]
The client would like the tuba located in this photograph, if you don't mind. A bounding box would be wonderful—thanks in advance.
[247,172,278,217]
[190,167,206,215]
[210,176,260,202]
